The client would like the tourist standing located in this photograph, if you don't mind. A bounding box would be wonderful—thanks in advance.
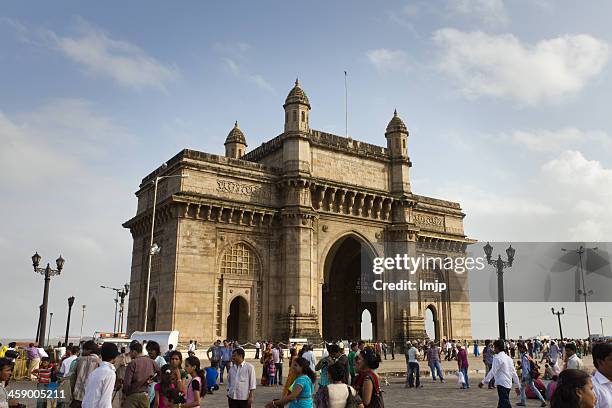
[26,343,42,381]
[188,341,195,354]
[146,341,167,405]
[1,358,18,408]
[591,342,612,408]
[348,343,358,385]
[255,341,261,360]
[227,348,256,408]
[354,348,384,407]
[220,341,233,385]
[265,357,315,408]
[302,345,317,373]
[479,339,520,408]
[474,340,480,357]
[549,341,560,371]
[564,343,585,371]
[274,344,284,386]
[517,342,546,407]
[123,341,160,408]
[207,340,222,383]
[183,356,205,408]
[426,341,444,383]
[405,341,422,388]
[82,342,120,408]
[70,340,101,408]
[483,340,496,389]
[314,362,360,408]
[550,369,597,408]
[457,344,469,389]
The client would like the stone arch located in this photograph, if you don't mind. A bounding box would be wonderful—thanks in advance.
[321,232,381,340]
[320,230,381,284]
[227,295,250,342]
[425,304,439,341]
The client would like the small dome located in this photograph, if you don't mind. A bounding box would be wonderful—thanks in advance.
[224,121,247,146]
[386,109,407,134]
[284,78,310,108]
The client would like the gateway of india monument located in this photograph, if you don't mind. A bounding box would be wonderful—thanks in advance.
[123,79,473,345]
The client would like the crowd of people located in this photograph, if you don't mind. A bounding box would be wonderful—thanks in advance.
[0,336,610,408]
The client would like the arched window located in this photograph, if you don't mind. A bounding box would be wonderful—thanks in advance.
[221,243,260,276]
[301,111,305,122]
[293,111,297,122]
[402,139,406,149]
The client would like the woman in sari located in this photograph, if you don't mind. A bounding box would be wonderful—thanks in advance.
[261,343,273,386]
[265,357,316,408]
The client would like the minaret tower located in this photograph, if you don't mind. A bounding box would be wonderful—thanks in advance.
[385,109,411,193]
[224,121,247,158]
[283,78,311,133]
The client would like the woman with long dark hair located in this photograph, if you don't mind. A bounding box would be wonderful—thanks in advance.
[183,356,206,408]
[551,369,597,408]
[266,357,316,408]
[354,348,384,408]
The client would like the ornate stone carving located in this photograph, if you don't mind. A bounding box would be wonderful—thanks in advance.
[216,179,272,199]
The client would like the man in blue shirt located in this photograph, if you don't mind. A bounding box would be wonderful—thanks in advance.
[518,342,546,407]
[220,340,233,384]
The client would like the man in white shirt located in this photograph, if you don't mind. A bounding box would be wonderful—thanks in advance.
[82,342,120,408]
[302,345,317,372]
[405,342,422,388]
[60,346,79,378]
[479,339,520,408]
[565,343,585,371]
[227,348,256,408]
[592,342,612,408]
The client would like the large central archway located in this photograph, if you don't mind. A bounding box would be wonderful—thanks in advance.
[323,235,378,341]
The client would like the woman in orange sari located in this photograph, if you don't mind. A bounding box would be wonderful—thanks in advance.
[261,343,273,386]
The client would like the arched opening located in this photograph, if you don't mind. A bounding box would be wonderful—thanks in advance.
[147,297,157,332]
[361,309,373,341]
[323,235,378,340]
[227,296,249,342]
[425,305,439,341]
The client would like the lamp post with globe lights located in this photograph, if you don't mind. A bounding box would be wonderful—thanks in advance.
[143,164,188,331]
[32,252,65,347]
[483,242,515,340]
[561,245,597,337]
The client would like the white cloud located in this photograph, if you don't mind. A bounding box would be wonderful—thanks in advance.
[366,49,411,73]
[448,0,508,27]
[0,99,130,186]
[49,20,178,90]
[433,29,610,105]
[214,42,274,93]
[508,128,611,152]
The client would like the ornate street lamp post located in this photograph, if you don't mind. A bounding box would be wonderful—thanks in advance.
[483,242,515,340]
[101,284,130,335]
[65,296,75,345]
[561,245,596,337]
[551,307,565,339]
[32,252,65,348]
[143,165,188,331]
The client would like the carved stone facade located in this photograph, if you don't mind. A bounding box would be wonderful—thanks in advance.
[123,80,474,344]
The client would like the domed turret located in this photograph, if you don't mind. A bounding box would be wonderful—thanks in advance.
[284,78,311,133]
[386,109,408,134]
[224,121,247,158]
[385,109,411,193]
[284,78,311,108]
[385,109,408,158]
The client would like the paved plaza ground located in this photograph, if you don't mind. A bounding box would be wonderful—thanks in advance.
[9,355,596,407]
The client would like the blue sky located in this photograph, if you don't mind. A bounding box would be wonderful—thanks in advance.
[1,1,611,340]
